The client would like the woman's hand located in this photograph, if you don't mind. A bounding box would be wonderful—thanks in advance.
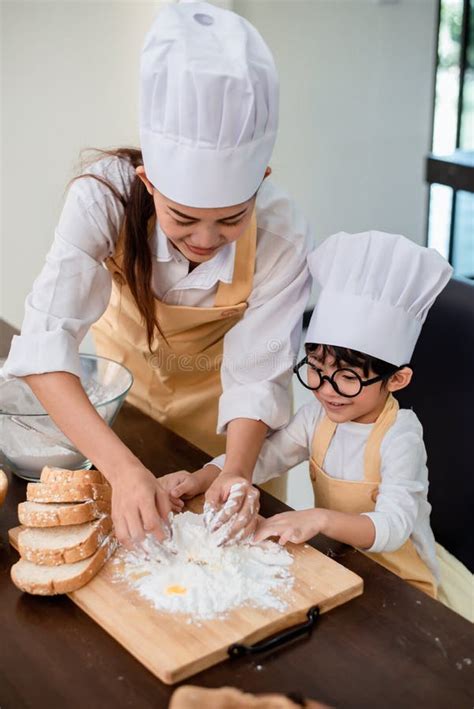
[253,509,326,546]
[20,372,172,548]
[111,463,172,548]
[204,472,260,545]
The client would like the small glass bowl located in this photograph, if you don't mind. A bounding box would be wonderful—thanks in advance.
[0,354,133,481]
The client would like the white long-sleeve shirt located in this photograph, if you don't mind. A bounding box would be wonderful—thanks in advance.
[211,399,440,582]
[2,156,313,433]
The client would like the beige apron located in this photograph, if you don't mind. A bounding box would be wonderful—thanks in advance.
[91,213,256,457]
[309,394,437,598]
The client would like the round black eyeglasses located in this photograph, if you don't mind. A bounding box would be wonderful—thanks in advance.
[293,356,407,398]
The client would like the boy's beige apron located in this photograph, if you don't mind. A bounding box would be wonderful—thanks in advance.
[92,214,257,457]
[309,394,437,598]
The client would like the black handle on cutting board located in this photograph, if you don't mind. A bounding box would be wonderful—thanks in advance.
[228,606,320,658]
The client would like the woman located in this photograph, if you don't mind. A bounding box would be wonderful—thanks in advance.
[3,2,311,545]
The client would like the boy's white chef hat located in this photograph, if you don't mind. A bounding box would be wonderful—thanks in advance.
[139,1,279,208]
[305,231,453,366]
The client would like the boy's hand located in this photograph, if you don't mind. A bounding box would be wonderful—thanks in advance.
[253,509,325,546]
[159,470,196,511]
[160,465,221,510]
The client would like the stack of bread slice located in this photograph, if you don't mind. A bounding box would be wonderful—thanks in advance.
[11,466,116,595]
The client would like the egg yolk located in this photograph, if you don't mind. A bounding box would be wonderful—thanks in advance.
[165,584,187,595]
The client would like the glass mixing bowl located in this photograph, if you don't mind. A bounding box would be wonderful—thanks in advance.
[0,354,133,481]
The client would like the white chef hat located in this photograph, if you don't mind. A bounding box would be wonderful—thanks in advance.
[305,231,453,366]
[139,1,279,208]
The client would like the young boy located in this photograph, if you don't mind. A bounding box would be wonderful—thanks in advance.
[161,230,452,598]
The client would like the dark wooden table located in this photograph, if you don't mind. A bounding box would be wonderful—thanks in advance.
[1,319,473,709]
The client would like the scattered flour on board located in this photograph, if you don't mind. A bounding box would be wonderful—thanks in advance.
[112,510,294,621]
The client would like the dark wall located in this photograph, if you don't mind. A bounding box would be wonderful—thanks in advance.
[396,276,474,571]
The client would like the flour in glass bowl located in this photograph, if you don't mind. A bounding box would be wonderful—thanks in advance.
[0,375,120,473]
[113,510,294,621]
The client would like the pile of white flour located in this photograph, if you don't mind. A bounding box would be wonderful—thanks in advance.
[114,510,294,621]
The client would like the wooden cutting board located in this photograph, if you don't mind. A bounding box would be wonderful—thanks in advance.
[9,500,363,685]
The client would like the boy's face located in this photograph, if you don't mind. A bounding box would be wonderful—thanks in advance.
[307,350,399,424]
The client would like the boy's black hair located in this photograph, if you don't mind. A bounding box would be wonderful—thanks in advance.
[305,343,400,379]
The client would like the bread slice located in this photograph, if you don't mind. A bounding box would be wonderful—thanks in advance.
[18,515,113,565]
[18,499,111,528]
[11,534,117,595]
[0,469,8,506]
[40,466,106,485]
[26,481,112,504]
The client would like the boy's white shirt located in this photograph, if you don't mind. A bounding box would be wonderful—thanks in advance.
[210,399,440,583]
[2,156,312,434]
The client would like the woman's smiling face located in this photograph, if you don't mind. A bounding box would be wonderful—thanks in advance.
[152,189,255,263]
[136,166,268,263]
